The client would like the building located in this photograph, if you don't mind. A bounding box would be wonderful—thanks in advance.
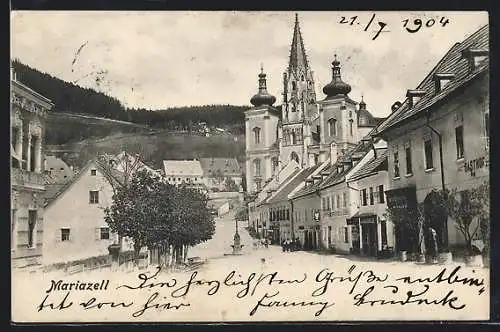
[42,159,134,265]
[374,24,489,252]
[346,146,392,257]
[199,157,243,192]
[244,13,380,195]
[11,68,54,268]
[44,155,74,183]
[163,159,206,191]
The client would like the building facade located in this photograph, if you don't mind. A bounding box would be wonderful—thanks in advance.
[163,159,206,191]
[42,160,134,265]
[375,24,489,252]
[11,70,54,268]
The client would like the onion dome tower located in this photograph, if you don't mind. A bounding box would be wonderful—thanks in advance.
[250,64,276,107]
[323,54,352,99]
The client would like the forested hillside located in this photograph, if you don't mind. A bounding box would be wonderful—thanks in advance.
[12,60,254,143]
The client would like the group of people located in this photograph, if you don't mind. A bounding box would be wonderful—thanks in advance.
[253,238,269,250]
[281,238,300,252]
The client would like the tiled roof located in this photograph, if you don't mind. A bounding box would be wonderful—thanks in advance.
[257,171,300,206]
[267,166,319,204]
[199,158,242,177]
[290,162,333,199]
[44,155,74,184]
[163,160,204,176]
[44,159,125,208]
[376,24,489,134]
[348,149,388,182]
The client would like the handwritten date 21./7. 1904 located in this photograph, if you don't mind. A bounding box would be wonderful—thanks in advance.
[339,14,450,40]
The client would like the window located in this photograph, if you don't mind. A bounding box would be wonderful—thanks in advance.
[343,192,348,208]
[336,195,340,209]
[61,228,70,242]
[292,81,296,91]
[455,125,464,159]
[100,227,110,240]
[485,112,490,138]
[378,185,385,204]
[11,209,16,249]
[291,131,297,144]
[424,139,434,170]
[253,159,261,176]
[89,190,99,204]
[30,136,37,172]
[381,221,388,247]
[405,147,413,175]
[393,152,400,178]
[369,187,374,205]
[28,210,37,248]
[344,227,349,243]
[253,127,261,144]
[349,119,353,136]
[328,119,337,136]
[91,169,97,176]
[361,189,367,206]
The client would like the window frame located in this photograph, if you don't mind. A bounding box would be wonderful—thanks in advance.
[61,228,71,242]
[455,125,465,160]
[393,151,400,178]
[89,190,99,204]
[405,146,413,175]
[424,138,434,170]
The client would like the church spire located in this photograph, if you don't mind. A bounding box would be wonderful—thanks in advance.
[288,13,309,72]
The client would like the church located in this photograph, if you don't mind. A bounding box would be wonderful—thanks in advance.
[245,14,382,195]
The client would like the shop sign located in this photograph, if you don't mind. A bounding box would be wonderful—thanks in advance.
[463,156,487,177]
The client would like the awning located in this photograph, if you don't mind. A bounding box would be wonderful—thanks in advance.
[347,212,377,225]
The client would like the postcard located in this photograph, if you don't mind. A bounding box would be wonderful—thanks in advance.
[10,10,490,322]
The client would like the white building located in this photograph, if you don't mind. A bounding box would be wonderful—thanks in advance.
[42,159,133,265]
[163,159,206,191]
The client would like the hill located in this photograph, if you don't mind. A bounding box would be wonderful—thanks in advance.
[12,60,252,144]
[47,131,246,171]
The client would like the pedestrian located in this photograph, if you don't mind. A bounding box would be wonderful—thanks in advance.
[264,238,269,249]
[285,238,290,252]
[281,239,286,252]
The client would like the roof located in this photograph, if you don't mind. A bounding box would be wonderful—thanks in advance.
[267,166,319,204]
[288,13,309,72]
[257,170,301,206]
[44,159,125,208]
[44,155,74,183]
[199,158,242,177]
[163,160,204,176]
[290,162,332,199]
[376,24,489,135]
[357,108,380,128]
[348,149,388,182]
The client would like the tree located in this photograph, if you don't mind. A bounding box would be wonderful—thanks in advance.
[446,182,490,255]
[104,169,166,264]
[235,205,248,222]
[385,202,425,255]
[223,177,239,192]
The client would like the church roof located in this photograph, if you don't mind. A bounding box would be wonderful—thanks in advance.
[199,157,242,177]
[288,13,309,73]
[376,24,489,135]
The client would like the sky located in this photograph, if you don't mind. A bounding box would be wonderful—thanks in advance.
[11,11,488,118]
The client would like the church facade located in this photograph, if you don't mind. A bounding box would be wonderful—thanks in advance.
[245,14,381,196]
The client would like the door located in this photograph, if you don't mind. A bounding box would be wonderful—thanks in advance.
[362,224,378,256]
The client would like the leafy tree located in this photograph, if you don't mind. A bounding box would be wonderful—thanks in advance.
[445,182,490,255]
[235,205,248,222]
[385,202,425,255]
[223,177,239,192]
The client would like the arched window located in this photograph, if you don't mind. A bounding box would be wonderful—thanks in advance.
[349,119,354,136]
[328,118,337,136]
[301,75,305,81]
[253,159,261,176]
[292,81,296,91]
[291,131,297,145]
[253,127,261,144]
[290,152,299,163]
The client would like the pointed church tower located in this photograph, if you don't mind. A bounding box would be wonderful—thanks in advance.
[279,13,317,169]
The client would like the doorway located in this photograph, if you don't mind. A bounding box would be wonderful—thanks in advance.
[361,223,378,256]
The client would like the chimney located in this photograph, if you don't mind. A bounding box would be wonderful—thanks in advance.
[406,90,426,109]
[330,142,338,165]
[433,73,455,94]
[391,101,402,113]
[461,48,488,72]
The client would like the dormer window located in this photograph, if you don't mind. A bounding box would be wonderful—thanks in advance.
[406,90,426,109]
[461,48,489,71]
[433,73,455,94]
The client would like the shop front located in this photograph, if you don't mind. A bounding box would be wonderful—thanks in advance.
[385,186,418,252]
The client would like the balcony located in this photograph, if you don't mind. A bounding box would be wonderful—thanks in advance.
[11,168,46,190]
